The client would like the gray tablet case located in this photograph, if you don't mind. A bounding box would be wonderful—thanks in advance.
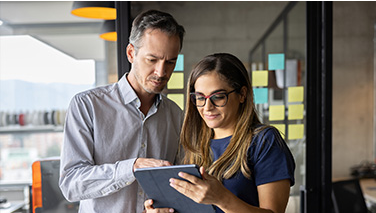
[134,164,215,213]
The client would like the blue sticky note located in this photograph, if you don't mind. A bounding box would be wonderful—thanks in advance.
[253,88,268,104]
[268,53,285,70]
[174,54,184,71]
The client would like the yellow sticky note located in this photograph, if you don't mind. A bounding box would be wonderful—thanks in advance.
[288,124,304,140]
[288,104,304,120]
[167,72,184,89]
[288,86,304,103]
[167,94,184,110]
[252,70,268,87]
[272,124,285,139]
[269,105,285,121]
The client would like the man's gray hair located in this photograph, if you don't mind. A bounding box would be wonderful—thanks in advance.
[129,10,185,53]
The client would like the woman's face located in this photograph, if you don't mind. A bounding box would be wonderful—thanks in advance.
[193,71,244,139]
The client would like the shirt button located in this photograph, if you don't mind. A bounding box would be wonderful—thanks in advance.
[141,143,146,148]
[139,191,143,196]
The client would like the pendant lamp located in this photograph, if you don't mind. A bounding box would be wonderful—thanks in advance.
[71,1,116,20]
[100,20,117,41]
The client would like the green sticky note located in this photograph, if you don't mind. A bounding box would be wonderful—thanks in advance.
[288,104,304,120]
[167,72,184,89]
[174,54,184,71]
[288,86,304,103]
[268,53,285,70]
[252,70,268,87]
[167,94,184,110]
[288,124,304,140]
[253,88,268,104]
[269,105,285,121]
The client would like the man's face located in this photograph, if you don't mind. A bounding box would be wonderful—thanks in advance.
[127,29,181,95]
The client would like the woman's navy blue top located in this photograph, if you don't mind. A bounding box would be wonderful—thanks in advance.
[210,126,295,213]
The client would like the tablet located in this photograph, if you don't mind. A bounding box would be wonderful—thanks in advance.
[134,164,215,213]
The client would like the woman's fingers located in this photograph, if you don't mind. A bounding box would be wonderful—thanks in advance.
[143,199,174,213]
[144,199,154,210]
[200,166,207,179]
[169,168,226,205]
[177,171,202,184]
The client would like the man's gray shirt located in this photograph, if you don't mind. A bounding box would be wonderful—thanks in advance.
[59,74,183,213]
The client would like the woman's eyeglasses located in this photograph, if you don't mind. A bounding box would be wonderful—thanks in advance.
[190,90,236,107]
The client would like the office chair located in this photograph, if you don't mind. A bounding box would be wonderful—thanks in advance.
[332,178,369,213]
[32,157,79,213]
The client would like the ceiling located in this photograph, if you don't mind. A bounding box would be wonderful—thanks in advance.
[0,1,290,63]
[0,1,181,62]
[0,1,107,61]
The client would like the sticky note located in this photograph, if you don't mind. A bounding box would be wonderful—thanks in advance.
[174,54,184,71]
[269,105,285,121]
[253,88,268,104]
[288,124,304,140]
[167,72,184,89]
[252,71,268,87]
[288,86,304,102]
[272,124,285,139]
[167,94,185,110]
[268,53,285,70]
[288,104,304,120]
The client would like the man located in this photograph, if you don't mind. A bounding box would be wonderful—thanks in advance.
[59,10,185,213]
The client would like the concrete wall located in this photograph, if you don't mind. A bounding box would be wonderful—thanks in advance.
[332,2,376,178]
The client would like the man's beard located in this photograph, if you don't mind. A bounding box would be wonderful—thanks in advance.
[143,75,168,94]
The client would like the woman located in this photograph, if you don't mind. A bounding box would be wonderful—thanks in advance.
[145,53,295,213]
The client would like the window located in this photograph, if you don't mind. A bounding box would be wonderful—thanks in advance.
[0,35,95,183]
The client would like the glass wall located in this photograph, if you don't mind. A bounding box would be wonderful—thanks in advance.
[1,2,306,212]
[249,2,306,212]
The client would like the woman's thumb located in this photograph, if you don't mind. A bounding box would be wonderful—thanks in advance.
[200,166,207,180]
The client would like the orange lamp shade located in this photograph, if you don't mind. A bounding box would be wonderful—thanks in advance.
[71,1,116,20]
[100,20,117,41]
[100,32,117,41]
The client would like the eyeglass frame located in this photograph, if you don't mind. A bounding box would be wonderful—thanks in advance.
[190,89,237,107]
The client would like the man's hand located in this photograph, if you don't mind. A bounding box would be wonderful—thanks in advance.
[133,158,172,172]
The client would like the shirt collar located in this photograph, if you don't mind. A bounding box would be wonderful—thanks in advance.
[118,73,163,107]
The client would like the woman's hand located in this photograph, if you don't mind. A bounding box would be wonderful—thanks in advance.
[169,166,291,213]
[169,166,228,206]
[143,199,174,213]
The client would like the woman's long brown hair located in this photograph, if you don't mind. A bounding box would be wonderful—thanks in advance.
[180,53,266,181]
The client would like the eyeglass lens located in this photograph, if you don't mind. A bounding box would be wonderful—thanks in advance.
[191,92,228,107]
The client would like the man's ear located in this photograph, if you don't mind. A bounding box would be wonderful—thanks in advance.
[126,43,135,63]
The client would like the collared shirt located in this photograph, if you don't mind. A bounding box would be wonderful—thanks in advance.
[59,74,183,213]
